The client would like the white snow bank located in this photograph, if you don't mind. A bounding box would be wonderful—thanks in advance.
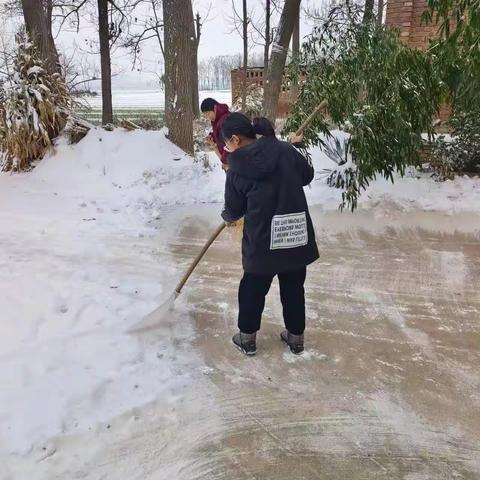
[307,138,480,213]
[0,128,226,227]
[3,128,477,220]
[305,131,480,213]
[19,128,225,210]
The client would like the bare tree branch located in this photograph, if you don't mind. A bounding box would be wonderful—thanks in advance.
[53,0,89,37]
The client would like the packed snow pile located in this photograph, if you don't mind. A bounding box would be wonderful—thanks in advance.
[1,128,225,219]
[1,127,479,457]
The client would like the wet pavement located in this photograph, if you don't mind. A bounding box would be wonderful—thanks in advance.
[6,206,480,479]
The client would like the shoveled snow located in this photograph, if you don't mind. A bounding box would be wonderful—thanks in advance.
[0,127,479,457]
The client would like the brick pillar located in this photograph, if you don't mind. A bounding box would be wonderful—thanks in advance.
[231,69,243,104]
[385,0,450,127]
[385,0,415,44]
[385,0,440,50]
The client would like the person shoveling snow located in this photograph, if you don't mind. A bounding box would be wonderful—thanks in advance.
[221,113,319,355]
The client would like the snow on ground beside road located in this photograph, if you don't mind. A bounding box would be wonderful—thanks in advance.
[0,127,479,457]
[0,128,218,456]
[19,127,477,221]
[307,132,480,213]
[35,127,476,220]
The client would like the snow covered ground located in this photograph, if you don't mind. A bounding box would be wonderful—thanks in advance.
[0,130,207,457]
[1,127,479,467]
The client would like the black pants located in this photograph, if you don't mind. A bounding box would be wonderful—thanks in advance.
[238,266,306,335]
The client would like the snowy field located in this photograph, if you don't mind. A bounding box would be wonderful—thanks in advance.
[80,89,232,110]
[1,128,479,476]
[78,89,232,125]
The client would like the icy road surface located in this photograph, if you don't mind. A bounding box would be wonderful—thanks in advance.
[4,205,480,480]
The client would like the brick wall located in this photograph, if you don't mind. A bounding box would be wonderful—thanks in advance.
[386,0,450,126]
[385,0,440,49]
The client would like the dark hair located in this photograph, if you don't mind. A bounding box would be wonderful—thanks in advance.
[221,112,256,141]
[252,117,276,137]
[200,98,218,112]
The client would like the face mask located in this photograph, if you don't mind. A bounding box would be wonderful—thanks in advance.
[224,135,236,153]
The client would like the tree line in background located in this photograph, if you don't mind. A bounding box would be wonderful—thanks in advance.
[198,55,242,91]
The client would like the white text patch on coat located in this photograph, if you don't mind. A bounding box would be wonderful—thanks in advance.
[270,212,308,250]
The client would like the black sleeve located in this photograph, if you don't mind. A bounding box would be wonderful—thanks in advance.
[290,144,314,186]
[221,172,247,222]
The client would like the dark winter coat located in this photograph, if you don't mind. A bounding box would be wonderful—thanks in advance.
[210,103,230,165]
[222,136,319,275]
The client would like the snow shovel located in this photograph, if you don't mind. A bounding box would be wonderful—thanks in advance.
[128,222,227,333]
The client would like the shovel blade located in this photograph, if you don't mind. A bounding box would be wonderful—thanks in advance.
[127,292,178,334]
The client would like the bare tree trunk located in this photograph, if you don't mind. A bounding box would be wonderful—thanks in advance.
[192,47,200,118]
[44,0,60,72]
[263,0,301,122]
[163,0,194,155]
[192,12,201,118]
[362,0,375,23]
[263,0,270,77]
[241,0,248,111]
[290,12,300,101]
[97,0,113,125]
[21,0,60,74]
[376,0,384,25]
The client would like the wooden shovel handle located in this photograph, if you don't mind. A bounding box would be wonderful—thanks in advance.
[294,99,328,137]
[174,222,227,295]
[207,137,222,160]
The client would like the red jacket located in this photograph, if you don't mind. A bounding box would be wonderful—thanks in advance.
[210,103,230,164]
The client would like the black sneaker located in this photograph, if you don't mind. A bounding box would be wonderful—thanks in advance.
[280,330,304,355]
[232,332,257,356]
